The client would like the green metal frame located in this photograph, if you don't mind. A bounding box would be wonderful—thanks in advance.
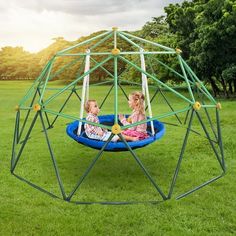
[11,28,225,204]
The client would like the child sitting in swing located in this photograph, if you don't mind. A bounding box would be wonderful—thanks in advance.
[84,100,138,142]
[119,91,149,140]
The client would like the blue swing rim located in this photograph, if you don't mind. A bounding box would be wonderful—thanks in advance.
[66,114,165,152]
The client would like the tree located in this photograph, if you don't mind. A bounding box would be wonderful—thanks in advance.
[0,46,36,80]
[165,0,236,97]
[222,65,236,95]
[165,0,198,59]
[190,0,236,96]
[139,16,169,38]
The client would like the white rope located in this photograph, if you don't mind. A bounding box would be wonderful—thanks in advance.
[140,48,155,135]
[85,51,90,101]
[77,49,90,135]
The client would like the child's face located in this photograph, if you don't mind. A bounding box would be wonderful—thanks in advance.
[89,101,100,115]
[128,95,136,109]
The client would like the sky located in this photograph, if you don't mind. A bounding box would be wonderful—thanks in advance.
[0,0,183,53]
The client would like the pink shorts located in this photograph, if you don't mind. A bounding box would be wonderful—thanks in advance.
[122,130,149,140]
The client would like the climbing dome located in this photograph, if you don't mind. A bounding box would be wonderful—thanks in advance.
[11,28,225,204]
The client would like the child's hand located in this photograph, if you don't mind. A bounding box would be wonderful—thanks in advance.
[127,116,132,123]
[97,130,104,137]
[119,114,125,121]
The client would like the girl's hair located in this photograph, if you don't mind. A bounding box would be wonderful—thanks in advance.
[84,99,96,113]
[130,91,145,114]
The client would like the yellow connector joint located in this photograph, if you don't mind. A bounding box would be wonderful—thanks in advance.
[216,103,222,109]
[175,48,182,54]
[15,105,20,111]
[111,48,120,55]
[33,104,41,111]
[112,124,121,134]
[193,101,201,110]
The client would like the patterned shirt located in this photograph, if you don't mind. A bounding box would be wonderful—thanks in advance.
[120,111,147,133]
[84,113,105,137]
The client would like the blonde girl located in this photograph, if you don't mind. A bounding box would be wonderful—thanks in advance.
[119,91,149,140]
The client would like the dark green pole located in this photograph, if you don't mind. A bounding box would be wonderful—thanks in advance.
[73,89,82,101]
[66,134,114,201]
[176,174,224,200]
[216,109,225,171]
[118,83,129,100]
[100,84,114,109]
[11,111,20,170]
[11,112,39,173]
[195,111,224,170]
[119,134,167,200]
[168,109,194,199]
[50,89,74,128]
[37,88,51,128]
[17,88,38,143]
[39,111,66,199]
[158,88,182,124]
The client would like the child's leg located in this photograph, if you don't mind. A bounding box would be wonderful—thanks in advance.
[122,134,139,141]
[102,131,119,142]
[102,132,138,142]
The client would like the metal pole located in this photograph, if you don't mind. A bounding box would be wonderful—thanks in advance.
[43,56,112,106]
[39,111,66,199]
[118,83,129,100]
[100,84,114,109]
[177,54,195,102]
[119,134,167,200]
[11,113,39,173]
[158,88,182,125]
[119,55,193,104]
[114,56,118,123]
[216,109,225,171]
[11,111,20,170]
[39,58,55,104]
[37,88,51,128]
[19,61,51,106]
[57,31,111,54]
[195,111,224,170]
[17,89,38,142]
[120,31,175,52]
[168,109,195,199]
[90,57,114,78]
[66,134,114,201]
[73,89,82,101]
[181,59,216,104]
[50,90,74,127]
[176,174,224,200]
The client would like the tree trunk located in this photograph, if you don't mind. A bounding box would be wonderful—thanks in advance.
[228,81,233,94]
[208,77,220,97]
[220,76,229,98]
[233,79,236,94]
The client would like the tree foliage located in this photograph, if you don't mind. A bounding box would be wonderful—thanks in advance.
[0,47,40,80]
[165,0,236,97]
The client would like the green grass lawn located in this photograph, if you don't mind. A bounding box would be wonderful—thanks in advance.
[0,80,236,235]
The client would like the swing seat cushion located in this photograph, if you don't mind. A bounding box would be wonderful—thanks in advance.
[66,115,165,151]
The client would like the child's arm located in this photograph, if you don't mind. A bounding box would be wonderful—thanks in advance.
[135,114,147,132]
[119,114,131,126]
[97,129,104,137]
[86,115,105,137]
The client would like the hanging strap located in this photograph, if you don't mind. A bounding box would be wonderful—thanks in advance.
[77,49,90,135]
[140,48,155,135]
